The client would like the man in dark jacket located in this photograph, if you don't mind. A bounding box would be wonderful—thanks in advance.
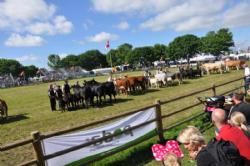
[229,91,250,125]
[48,84,56,111]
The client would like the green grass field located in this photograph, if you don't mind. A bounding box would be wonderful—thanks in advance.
[0,68,244,166]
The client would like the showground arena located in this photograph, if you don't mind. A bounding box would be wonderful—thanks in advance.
[0,67,246,166]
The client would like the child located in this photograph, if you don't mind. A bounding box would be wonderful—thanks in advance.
[152,140,183,165]
[163,152,181,166]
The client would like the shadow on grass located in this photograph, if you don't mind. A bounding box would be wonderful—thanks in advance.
[130,89,160,96]
[99,142,155,166]
[67,98,134,110]
[94,98,134,108]
[0,113,29,124]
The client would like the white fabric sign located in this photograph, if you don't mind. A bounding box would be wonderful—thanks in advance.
[42,107,156,166]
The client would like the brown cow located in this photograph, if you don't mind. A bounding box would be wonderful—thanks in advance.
[224,60,246,71]
[114,78,130,95]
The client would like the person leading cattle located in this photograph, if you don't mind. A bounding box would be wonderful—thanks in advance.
[48,84,56,111]
[63,80,71,96]
[56,85,64,111]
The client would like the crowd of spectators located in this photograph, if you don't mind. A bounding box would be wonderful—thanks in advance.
[152,91,250,166]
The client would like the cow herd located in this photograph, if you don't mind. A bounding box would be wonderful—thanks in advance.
[51,59,245,111]
[200,60,245,75]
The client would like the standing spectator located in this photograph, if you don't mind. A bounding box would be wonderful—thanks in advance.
[177,126,215,165]
[177,125,244,166]
[229,91,250,125]
[244,64,250,94]
[212,108,250,161]
[56,85,64,111]
[48,84,56,111]
[229,111,250,137]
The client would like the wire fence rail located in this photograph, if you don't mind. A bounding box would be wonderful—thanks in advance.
[0,76,245,166]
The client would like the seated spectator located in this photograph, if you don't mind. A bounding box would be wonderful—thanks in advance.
[229,91,250,125]
[177,126,216,165]
[229,111,250,137]
[212,108,250,160]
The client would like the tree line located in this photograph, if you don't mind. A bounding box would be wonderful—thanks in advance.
[0,28,234,77]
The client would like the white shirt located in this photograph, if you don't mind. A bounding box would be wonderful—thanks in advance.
[245,67,250,77]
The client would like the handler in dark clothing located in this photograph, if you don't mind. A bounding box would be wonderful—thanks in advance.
[48,84,56,111]
[56,85,64,111]
[63,80,71,95]
[229,91,250,125]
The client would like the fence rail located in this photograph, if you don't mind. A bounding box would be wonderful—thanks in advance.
[0,76,244,166]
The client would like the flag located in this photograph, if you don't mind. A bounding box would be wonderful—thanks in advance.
[105,40,110,49]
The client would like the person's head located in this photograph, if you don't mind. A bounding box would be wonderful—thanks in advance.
[177,126,205,159]
[229,112,248,131]
[211,108,227,128]
[232,91,244,104]
[65,80,68,84]
[243,64,248,68]
[163,153,181,166]
[49,84,53,89]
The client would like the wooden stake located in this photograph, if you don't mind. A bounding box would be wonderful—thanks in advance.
[31,131,45,166]
[155,99,165,143]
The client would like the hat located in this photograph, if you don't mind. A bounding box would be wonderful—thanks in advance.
[152,140,184,161]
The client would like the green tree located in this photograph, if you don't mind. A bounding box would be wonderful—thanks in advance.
[47,54,61,69]
[79,50,107,70]
[22,65,38,77]
[106,43,133,66]
[167,34,201,63]
[60,55,80,68]
[127,46,155,67]
[0,59,23,77]
[106,49,119,67]
[153,44,168,60]
[201,28,234,56]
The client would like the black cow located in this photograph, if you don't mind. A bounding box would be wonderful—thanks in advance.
[102,81,116,103]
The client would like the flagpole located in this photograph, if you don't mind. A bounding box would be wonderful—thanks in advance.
[110,51,113,68]
[106,40,112,68]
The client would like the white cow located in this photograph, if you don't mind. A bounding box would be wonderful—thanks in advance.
[149,77,160,88]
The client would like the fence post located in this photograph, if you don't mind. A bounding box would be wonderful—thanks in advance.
[31,131,45,166]
[155,99,165,143]
[212,84,216,96]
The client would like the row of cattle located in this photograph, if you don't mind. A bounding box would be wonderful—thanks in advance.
[200,60,245,75]
[63,80,117,110]
[59,60,245,110]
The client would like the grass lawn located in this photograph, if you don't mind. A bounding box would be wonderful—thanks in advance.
[0,68,244,165]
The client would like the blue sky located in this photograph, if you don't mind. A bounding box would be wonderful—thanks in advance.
[0,0,250,68]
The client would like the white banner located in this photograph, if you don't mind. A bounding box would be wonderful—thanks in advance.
[42,107,157,166]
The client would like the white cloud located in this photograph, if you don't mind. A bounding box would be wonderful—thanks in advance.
[26,16,73,35]
[116,21,130,30]
[175,16,220,32]
[140,0,226,31]
[5,33,45,47]
[87,32,119,42]
[91,0,177,15]
[0,0,73,35]
[0,0,55,23]
[223,2,250,28]
[15,55,39,63]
